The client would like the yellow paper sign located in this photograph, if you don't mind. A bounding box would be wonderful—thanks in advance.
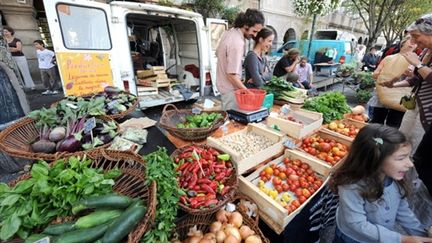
[57,52,113,96]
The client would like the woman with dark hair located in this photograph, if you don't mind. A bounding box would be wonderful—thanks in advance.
[216,9,265,110]
[244,27,274,88]
[3,26,35,90]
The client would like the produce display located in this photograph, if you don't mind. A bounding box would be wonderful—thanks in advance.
[176,112,223,128]
[278,114,303,125]
[302,92,351,124]
[28,99,118,153]
[217,132,275,160]
[263,76,307,102]
[174,145,235,210]
[172,209,264,243]
[300,134,349,166]
[257,158,323,214]
[0,157,121,241]
[143,148,182,243]
[323,121,360,138]
[26,194,146,243]
[58,86,138,116]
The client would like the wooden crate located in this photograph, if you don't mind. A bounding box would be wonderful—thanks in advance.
[207,123,286,174]
[137,69,166,78]
[321,119,366,142]
[137,78,171,88]
[296,129,352,167]
[239,149,331,234]
[267,109,323,139]
[137,86,158,96]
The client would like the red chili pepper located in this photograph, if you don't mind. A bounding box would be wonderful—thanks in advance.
[215,172,226,181]
[177,162,191,172]
[209,181,218,191]
[206,193,216,200]
[197,178,212,184]
[221,186,231,196]
[180,196,188,204]
[213,164,226,169]
[179,152,192,159]
[201,184,216,194]
[204,199,219,207]
[192,164,200,174]
[193,185,201,191]
[208,148,219,156]
[188,174,198,189]
[225,168,233,176]
[196,196,207,202]
[181,181,188,188]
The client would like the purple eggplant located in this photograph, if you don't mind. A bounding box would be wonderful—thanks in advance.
[57,134,82,152]
[104,86,122,95]
[98,134,113,144]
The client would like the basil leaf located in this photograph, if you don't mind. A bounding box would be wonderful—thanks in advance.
[0,214,21,240]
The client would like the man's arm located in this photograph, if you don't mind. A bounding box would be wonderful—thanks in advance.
[227,73,247,89]
[284,58,299,73]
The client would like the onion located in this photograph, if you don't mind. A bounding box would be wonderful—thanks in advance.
[223,234,240,243]
[244,235,262,243]
[215,231,226,243]
[216,209,229,223]
[199,238,216,243]
[239,225,255,239]
[203,232,216,241]
[210,221,223,233]
[187,226,203,238]
[224,224,241,241]
[188,235,203,243]
[228,212,243,228]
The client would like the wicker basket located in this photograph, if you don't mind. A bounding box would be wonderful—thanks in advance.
[159,104,228,141]
[172,193,269,243]
[50,92,139,120]
[171,144,238,215]
[0,116,118,161]
[7,150,156,243]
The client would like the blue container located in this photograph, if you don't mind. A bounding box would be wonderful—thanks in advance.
[262,93,274,110]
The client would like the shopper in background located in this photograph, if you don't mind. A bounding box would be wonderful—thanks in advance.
[34,40,59,95]
[3,26,35,90]
[273,48,302,87]
[294,56,313,89]
[362,47,379,71]
[215,9,265,110]
[244,27,274,88]
[331,124,431,243]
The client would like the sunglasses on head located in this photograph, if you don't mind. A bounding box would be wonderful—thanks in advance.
[415,18,432,26]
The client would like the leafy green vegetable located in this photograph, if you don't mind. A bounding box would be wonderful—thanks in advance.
[263,76,306,100]
[177,112,222,129]
[0,157,121,240]
[303,91,351,124]
[142,147,182,243]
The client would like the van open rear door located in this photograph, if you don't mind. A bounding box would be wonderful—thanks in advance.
[206,18,228,96]
[43,0,120,96]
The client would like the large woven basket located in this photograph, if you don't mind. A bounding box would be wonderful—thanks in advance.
[0,116,118,161]
[7,150,157,243]
[171,144,238,215]
[51,92,139,120]
[172,193,269,243]
[159,104,228,141]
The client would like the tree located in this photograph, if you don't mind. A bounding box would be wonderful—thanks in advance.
[221,6,241,26]
[382,0,432,46]
[189,0,224,20]
[344,0,404,48]
[292,0,340,57]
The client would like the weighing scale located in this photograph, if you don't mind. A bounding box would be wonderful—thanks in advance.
[227,107,269,124]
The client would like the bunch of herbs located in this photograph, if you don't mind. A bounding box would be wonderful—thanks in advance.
[303,91,351,123]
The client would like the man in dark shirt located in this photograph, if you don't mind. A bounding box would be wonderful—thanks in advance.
[273,48,300,83]
[362,47,380,71]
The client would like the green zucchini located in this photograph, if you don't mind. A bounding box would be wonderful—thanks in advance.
[101,202,146,243]
[43,221,76,235]
[25,234,50,243]
[55,223,109,243]
[72,194,132,214]
[75,209,122,229]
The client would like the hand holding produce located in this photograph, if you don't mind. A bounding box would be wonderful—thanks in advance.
[174,145,235,210]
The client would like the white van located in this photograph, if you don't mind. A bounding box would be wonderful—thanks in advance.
[43,0,227,108]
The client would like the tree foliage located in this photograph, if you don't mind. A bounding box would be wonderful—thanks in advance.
[343,0,404,48]
[293,0,340,16]
[382,0,432,46]
[189,0,224,20]
[221,6,241,26]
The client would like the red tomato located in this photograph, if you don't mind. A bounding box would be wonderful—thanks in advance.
[286,167,295,175]
[260,171,266,177]
[308,148,316,156]
[306,169,314,175]
[295,188,303,197]
[284,158,290,164]
[272,177,282,186]
[298,195,307,203]
[307,176,315,183]
[274,169,280,176]
[326,156,335,164]
[275,185,283,193]
[314,180,323,187]
[289,205,297,213]
[292,200,301,208]
[289,184,297,191]
[301,163,310,170]
[262,176,268,182]
[282,183,289,191]
[279,172,287,180]
[308,187,316,194]
[293,159,301,166]
[300,181,309,188]
[293,180,300,188]
[302,188,311,198]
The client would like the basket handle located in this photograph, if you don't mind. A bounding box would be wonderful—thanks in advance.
[162,104,180,114]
